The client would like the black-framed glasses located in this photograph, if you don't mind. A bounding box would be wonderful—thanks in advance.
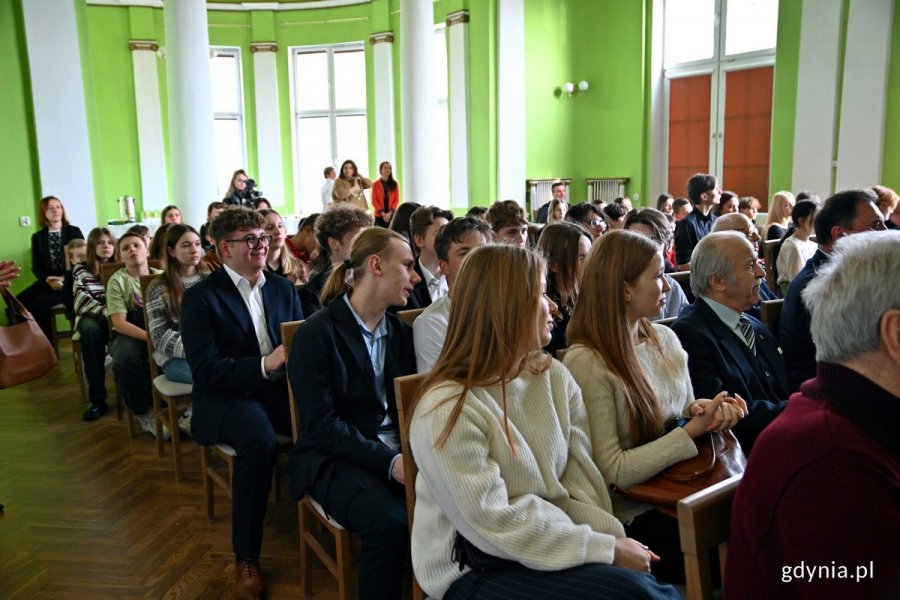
[224,234,272,249]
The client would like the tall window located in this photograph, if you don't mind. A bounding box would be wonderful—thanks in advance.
[210,48,246,197]
[432,25,451,209]
[291,44,368,214]
[663,0,778,206]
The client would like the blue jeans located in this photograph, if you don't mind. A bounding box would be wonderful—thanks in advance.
[162,357,193,384]
[76,314,109,404]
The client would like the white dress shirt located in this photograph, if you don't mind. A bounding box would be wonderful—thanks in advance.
[223,264,274,378]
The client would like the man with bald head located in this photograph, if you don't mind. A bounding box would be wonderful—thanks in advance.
[672,232,788,453]
[712,212,778,319]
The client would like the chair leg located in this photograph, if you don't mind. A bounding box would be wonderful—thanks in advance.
[152,391,165,459]
[168,399,184,481]
[336,530,353,600]
[201,446,215,521]
[299,504,315,596]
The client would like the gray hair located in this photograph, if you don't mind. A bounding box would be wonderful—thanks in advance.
[803,231,900,363]
[690,231,747,298]
[711,212,752,233]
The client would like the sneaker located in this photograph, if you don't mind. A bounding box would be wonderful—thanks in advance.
[177,407,193,437]
[138,412,171,441]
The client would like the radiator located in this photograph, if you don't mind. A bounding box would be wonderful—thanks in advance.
[586,178,628,204]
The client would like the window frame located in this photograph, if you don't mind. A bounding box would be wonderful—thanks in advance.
[210,46,247,197]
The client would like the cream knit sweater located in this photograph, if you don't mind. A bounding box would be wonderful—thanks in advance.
[564,324,698,524]
[409,360,625,599]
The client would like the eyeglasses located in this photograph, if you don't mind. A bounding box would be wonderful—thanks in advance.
[589,218,608,231]
[224,234,272,249]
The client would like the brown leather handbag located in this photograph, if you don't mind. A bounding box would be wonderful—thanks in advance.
[613,429,747,518]
[0,287,58,388]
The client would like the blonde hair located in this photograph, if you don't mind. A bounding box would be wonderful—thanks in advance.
[766,191,795,226]
[320,227,408,307]
[258,209,304,282]
[416,245,551,449]
[567,230,664,445]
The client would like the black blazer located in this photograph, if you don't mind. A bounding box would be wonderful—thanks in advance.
[288,295,416,500]
[31,225,84,280]
[181,268,303,446]
[672,297,788,453]
[779,249,830,391]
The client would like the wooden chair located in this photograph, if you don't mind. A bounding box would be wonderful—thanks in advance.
[555,348,567,361]
[394,372,429,600]
[398,307,426,327]
[760,299,783,340]
[670,270,694,303]
[49,303,73,357]
[677,475,742,600]
[282,319,357,600]
[763,239,780,294]
[139,274,193,480]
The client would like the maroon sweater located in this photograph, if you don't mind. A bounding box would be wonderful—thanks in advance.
[725,362,900,599]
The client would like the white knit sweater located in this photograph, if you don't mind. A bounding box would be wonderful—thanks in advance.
[564,324,698,524]
[409,360,625,599]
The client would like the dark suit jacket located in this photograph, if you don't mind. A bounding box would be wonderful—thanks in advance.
[779,249,830,392]
[297,264,331,318]
[31,225,84,280]
[672,297,788,453]
[288,295,416,500]
[181,268,303,446]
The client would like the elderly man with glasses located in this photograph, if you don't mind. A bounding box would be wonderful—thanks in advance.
[182,207,303,600]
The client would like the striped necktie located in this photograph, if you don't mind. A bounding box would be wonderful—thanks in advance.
[738,316,756,354]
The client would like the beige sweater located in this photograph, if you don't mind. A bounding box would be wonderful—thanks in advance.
[409,360,625,599]
[564,324,698,524]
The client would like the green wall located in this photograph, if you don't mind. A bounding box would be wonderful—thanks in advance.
[0,0,40,295]
[524,0,648,205]
[768,0,802,194]
[882,2,900,190]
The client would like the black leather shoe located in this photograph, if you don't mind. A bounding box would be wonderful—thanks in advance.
[83,403,109,422]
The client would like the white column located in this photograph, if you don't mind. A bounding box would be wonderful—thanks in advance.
[129,41,169,213]
[446,12,470,209]
[400,0,435,204]
[21,0,97,230]
[834,0,894,191]
[370,33,396,170]
[496,0,526,205]
[251,43,285,206]
[649,0,667,198]
[164,0,218,228]
[791,0,842,196]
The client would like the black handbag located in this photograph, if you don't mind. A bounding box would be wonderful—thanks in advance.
[451,532,519,572]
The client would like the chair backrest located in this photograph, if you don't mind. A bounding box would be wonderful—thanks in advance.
[398,307,426,327]
[555,348,567,361]
[393,372,429,600]
[677,474,742,600]
[281,320,304,442]
[670,270,694,303]
[763,239,780,292]
[139,273,165,378]
[655,316,677,328]
[100,260,163,286]
[760,299,783,340]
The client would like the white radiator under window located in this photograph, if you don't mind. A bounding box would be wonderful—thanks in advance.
[586,178,628,204]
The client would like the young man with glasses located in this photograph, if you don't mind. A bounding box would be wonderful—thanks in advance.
[182,207,303,600]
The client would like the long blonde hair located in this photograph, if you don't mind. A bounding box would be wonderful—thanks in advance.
[258,209,304,282]
[416,245,551,449]
[320,227,408,306]
[567,230,664,445]
[766,191,795,226]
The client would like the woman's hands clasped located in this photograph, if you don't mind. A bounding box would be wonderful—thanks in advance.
[684,391,748,438]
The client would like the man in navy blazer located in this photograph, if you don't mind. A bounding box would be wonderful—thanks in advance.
[182,208,302,600]
[672,232,788,454]
[288,233,418,600]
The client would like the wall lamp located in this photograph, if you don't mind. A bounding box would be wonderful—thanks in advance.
[562,80,590,97]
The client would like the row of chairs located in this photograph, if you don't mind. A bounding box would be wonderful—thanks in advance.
[281,308,740,600]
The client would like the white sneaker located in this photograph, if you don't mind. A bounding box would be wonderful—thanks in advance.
[178,407,193,437]
[138,412,171,441]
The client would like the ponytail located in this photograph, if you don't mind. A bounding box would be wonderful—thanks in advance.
[320,260,354,307]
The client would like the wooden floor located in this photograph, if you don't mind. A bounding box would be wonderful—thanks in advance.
[0,340,341,599]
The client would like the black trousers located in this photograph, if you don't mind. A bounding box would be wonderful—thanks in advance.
[309,459,408,600]
[76,314,109,404]
[110,332,152,415]
[17,280,64,341]
[445,563,681,600]
[625,509,686,585]
[218,397,292,562]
